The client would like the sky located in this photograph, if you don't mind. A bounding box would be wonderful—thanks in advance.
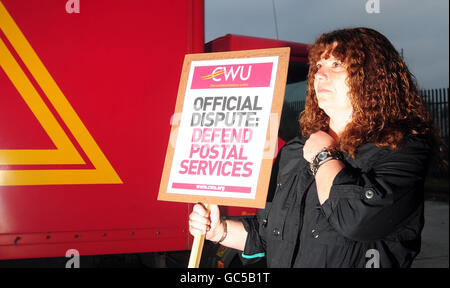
[205,0,449,90]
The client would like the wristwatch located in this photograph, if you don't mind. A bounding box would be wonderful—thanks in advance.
[310,147,343,175]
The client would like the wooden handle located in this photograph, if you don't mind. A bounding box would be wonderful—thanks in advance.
[188,203,209,268]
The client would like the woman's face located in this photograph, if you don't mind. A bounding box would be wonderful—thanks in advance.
[313,53,353,121]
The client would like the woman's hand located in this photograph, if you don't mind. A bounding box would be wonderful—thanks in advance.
[188,203,222,241]
[303,130,337,163]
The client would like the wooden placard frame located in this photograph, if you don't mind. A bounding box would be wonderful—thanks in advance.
[158,47,290,209]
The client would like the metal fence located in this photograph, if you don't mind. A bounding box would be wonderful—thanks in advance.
[420,88,449,140]
[284,100,305,114]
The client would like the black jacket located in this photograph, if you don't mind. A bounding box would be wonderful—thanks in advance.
[240,134,432,267]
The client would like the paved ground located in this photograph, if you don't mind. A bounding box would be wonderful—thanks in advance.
[411,199,449,268]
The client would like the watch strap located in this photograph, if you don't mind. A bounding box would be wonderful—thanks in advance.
[310,148,342,175]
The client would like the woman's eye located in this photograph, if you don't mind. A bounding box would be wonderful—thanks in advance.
[332,61,342,68]
[315,63,322,70]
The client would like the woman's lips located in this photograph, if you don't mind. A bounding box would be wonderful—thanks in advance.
[318,88,332,93]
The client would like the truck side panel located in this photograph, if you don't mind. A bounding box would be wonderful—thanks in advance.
[0,0,203,259]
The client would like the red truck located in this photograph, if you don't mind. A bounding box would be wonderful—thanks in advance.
[0,0,309,267]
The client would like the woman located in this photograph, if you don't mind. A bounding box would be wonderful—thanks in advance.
[188,27,438,268]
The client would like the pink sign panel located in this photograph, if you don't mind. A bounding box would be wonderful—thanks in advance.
[191,62,273,89]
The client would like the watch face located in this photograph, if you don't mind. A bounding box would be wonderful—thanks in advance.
[317,151,329,161]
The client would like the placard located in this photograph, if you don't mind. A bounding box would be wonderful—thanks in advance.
[158,48,290,208]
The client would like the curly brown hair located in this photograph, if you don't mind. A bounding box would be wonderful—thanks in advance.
[300,27,435,157]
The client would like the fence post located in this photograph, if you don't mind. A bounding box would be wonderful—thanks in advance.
[440,88,443,138]
[432,89,437,125]
[446,87,448,139]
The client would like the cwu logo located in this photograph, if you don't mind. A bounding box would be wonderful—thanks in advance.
[202,65,252,82]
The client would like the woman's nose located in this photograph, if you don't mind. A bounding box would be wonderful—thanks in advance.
[315,68,328,80]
